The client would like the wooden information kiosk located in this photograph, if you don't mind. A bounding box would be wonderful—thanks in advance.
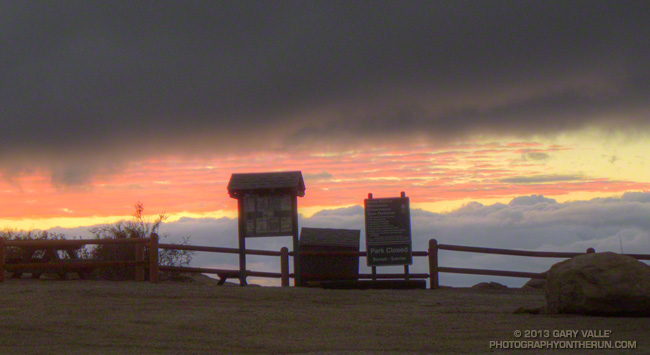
[227,171,305,286]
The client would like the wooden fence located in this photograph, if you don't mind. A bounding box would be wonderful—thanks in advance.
[427,239,650,288]
[0,235,158,283]
[155,238,650,288]
[3,235,650,288]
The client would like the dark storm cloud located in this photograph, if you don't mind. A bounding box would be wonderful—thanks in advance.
[2,1,649,183]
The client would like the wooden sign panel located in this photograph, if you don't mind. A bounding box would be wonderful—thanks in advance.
[364,196,413,266]
[242,193,296,237]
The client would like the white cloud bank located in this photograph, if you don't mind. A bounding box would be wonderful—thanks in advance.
[51,192,650,287]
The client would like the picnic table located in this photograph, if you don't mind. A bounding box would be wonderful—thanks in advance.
[7,244,90,280]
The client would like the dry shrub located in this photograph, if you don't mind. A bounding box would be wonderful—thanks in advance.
[1,203,194,281]
[87,203,194,281]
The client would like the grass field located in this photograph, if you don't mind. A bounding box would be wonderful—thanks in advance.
[0,277,646,354]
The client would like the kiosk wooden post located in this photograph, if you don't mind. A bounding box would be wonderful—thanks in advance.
[237,198,248,286]
[291,191,302,286]
[280,247,290,287]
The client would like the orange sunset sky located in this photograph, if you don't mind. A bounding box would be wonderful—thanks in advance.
[2,131,648,231]
[1,2,649,232]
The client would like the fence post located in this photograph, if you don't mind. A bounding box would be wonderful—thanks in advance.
[428,239,438,289]
[149,233,159,283]
[0,238,5,283]
[135,241,145,281]
[280,247,289,287]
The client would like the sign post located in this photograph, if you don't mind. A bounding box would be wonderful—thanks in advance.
[364,192,413,268]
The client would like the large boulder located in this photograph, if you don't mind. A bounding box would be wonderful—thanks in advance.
[545,252,650,316]
[471,281,507,290]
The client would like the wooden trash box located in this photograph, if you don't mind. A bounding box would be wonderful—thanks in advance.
[299,228,360,284]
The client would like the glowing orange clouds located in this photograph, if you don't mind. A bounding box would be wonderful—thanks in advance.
[1,140,648,227]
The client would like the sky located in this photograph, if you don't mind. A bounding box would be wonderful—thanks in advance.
[2,1,649,286]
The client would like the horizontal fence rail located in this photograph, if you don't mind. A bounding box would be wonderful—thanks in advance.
[436,267,544,279]
[5,238,151,248]
[4,260,145,271]
[293,250,429,257]
[436,243,588,258]
[298,273,430,281]
[3,236,649,288]
[159,243,282,256]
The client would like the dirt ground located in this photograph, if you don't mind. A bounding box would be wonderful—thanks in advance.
[0,277,646,354]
